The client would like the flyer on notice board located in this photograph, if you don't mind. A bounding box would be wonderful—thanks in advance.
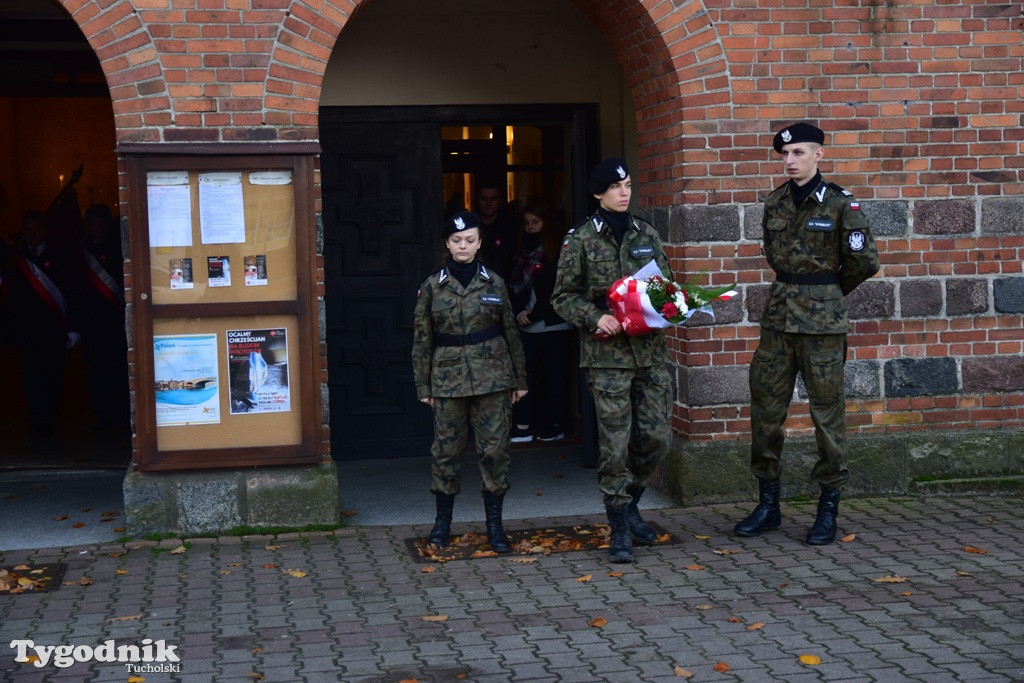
[169,257,193,289]
[226,328,290,414]
[207,255,231,287]
[244,254,268,286]
[154,334,220,426]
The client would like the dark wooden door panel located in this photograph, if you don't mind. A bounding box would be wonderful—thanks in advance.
[321,120,441,458]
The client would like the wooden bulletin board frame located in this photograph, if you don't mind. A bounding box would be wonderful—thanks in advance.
[125,149,321,472]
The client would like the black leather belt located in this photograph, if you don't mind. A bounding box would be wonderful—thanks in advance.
[436,325,502,347]
[775,270,840,285]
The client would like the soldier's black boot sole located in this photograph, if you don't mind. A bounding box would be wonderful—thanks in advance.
[483,491,511,553]
[626,487,657,546]
[806,487,840,545]
[606,503,634,563]
[734,479,782,537]
[428,493,456,547]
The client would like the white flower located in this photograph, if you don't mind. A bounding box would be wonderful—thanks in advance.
[674,291,688,315]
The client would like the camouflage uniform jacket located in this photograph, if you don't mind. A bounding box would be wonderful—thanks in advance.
[412,262,527,399]
[760,177,880,335]
[552,212,673,369]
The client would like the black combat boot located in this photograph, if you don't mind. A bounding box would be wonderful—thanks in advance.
[605,504,634,563]
[733,478,782,537]
[626,487,657,546]
[428,493,455,547]
[805,487,841,545]
[483,492,511,553]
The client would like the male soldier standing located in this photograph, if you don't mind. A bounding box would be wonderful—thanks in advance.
[734,122,879,545]
[552,158,673,564]
[475,177,517,283]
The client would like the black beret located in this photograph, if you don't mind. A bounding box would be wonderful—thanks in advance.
[443,210,481,238]
[773,122,825,153]
[588,157,630,195]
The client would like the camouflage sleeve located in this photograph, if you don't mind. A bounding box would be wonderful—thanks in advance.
[552,232,602,333]
[838,199,880,295]
[501,293,529,391]
[411,279,434,399]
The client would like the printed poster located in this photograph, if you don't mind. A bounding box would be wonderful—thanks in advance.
[169,257,193,290]
[207,256,231,287]
[226,328,291,414]
[154,334,220,426]
[244,254,268,286]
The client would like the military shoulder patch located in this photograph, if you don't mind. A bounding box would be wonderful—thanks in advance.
[848,231,866,251]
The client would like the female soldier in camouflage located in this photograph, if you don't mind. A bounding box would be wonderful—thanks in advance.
[412,210,528,553]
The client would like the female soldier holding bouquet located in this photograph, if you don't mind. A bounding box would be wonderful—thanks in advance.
[412,210,528,553]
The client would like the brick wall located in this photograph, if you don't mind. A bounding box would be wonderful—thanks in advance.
[61,0,1024,449]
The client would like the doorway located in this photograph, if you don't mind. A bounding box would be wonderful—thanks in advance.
[320,104,598,459]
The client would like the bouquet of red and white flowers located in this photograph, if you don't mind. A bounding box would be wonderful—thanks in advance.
[607,260,737,336]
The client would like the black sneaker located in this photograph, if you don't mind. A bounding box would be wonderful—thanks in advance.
[536,425,565,442]
[511,426,534,443]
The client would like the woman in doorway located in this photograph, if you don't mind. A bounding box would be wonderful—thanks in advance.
[508,200,574,443]
[412,210,528,553]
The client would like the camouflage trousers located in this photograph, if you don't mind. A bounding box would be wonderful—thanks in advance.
[586,366,672,507]
[430,391,512,496]
[749,328,849,489]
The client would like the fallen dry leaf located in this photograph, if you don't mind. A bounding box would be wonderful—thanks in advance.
[107,614,143,622]
[873,575,907,583]
[508,557,537,564]
[588,617,607,628]
[536,490,544,496]
[107,552,124,558]
[955,570,972,576]
[260,564,278,569]
[673,665,694,678]
[72,523,86,529]
[799,654,822,665]
[696,604,713,610]
[692,534,711,540]
[419,614,448,622]
[282,569,307,578]
[607,571,624,577]
[713,549,739,555]
[420,565,437,573]
[963,546,988,554]
[713,662,730,673]
[685,565,706,571]
[470,550,498,559]
[78,576,93,586]
[53,515,67,521]
[169,546,187,554]
[265,545,287,551]
[116,569,128,575]
[228,562,242,567]
[901,591,911,596]
[778,583,789,589]
[576,574,593,583]
[727,617,743,623]
[747,622,765,630]
[219,570,231,575]
[127,677,145,683]
[656,533,672,543]
[841,533,857,542]
[248,674,264,681]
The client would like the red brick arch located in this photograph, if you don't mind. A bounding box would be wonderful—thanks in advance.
[57,0,728,200]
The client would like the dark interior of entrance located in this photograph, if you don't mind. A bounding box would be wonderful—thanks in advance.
[321,105,598,460]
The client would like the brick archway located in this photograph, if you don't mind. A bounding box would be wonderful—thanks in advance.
[57,0,725,205]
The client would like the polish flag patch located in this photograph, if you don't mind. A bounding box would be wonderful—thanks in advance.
[850,202,861,210]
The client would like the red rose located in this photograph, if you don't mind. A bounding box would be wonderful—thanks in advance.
[665,282,677,295]
[661,302,679,318]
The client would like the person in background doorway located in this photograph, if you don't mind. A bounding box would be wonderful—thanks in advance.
[74,204,130,433]
[1,211,77,438]
[734,122,879,546]
[412,210,528,553]
[475,176,518,283]
[508,200,573,444]
[552,158,673,564]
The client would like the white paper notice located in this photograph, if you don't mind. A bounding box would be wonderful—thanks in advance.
[199,172,246,244]
[147,171,193,248]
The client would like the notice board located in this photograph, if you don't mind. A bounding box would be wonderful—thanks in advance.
[127,153,320,471]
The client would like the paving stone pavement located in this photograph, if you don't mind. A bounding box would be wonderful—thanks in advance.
[1,496,1022,682]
